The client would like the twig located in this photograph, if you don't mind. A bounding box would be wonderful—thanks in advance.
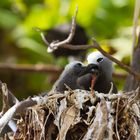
[33,27,50,46]
[40,6,78,53]
[1,83,10,115]
[41,32,50,46]
[94,92,124,100]
[108,82,113,95]
[64,84,73,91]
[124,87,140,111]
[115,98,120,140]
[94,89,139,100]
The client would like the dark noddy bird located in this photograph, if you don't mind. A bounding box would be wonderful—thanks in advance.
[44,23,89,60]
[50,61,98,93]
[78,51,117,93]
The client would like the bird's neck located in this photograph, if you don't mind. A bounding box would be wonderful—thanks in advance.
[52,71,76,93]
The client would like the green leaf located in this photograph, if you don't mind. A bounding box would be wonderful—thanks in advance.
[0,9,20,29]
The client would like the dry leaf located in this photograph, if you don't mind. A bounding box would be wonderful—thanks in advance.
[57,105,77,140]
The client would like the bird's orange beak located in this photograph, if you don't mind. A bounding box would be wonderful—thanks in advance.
[91,73,97,96]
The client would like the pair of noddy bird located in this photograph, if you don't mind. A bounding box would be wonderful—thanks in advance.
[51,51,117,94]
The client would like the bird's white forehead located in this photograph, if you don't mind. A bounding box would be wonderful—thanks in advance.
[87,51,105,64]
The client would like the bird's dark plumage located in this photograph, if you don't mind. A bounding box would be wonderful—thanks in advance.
[50,61,98,93]
[44,24,89,59]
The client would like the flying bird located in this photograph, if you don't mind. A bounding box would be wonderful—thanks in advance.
[78,51,117,93]
[50,61,98,93]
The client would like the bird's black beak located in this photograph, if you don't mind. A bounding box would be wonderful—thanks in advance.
[78,64,99,77]
[86,64,99,75]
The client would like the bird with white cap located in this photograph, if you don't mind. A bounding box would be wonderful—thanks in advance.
[78,51,117,93]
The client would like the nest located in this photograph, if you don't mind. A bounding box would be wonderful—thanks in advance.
[9,88,140,140]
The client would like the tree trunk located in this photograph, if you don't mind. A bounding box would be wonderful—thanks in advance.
[124,33,140,91]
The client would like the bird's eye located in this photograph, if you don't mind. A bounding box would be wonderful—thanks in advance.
[97,57,103,63]
[76,63,82,67]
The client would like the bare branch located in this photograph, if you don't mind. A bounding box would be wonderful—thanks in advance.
[0,63,62,74]
[38,7,78,53]
[48,7,78,52]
